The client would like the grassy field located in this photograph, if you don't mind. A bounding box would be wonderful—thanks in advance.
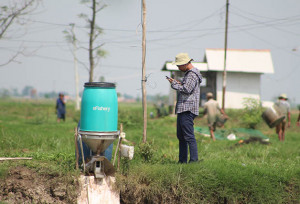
[0,98,299,203]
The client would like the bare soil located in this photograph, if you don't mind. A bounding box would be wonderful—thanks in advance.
[0,166,79,203]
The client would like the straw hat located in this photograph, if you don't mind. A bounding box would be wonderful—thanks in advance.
[172,53,192,66]
[278,93,288,100]
[206,92,213,98]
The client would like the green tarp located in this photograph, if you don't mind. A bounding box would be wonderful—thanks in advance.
[195,126,269,141]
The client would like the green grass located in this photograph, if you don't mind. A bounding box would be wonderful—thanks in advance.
[0,99,77,176]
[0,98,299,203]
[117,103,300,203]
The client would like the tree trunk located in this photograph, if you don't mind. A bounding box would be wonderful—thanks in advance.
[89,0,96,82]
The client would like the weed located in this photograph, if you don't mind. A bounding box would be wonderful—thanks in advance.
[0,164,8,179]
[137,142,155,162]
[120,157,130,176]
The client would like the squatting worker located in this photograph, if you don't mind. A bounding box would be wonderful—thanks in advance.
[167,53,202,163]
[203,92,228,141]
[274,94,290,141]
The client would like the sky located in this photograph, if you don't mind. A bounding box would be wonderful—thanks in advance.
[1,0,300,104]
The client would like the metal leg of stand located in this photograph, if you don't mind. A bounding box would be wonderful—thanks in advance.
[112,136,121,166]
[79,135,86,173]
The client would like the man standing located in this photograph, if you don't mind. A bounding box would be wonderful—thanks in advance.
[167,53,202,163]
[203,92,227,141]
[56,93,66,122]
[274,94,290,141]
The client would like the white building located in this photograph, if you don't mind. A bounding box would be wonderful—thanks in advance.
[162,48,274,110]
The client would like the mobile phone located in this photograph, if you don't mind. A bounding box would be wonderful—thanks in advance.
[165,76,170,79]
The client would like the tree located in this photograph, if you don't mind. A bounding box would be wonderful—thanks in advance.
[63,24,80,110]
[78,0,107,82]
[0,0,39,66]
[0,88,10,98]
[99,76,105,82]
[22,86,33,97]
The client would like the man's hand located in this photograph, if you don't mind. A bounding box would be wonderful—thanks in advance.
[166,76,182,84]
[166,77,174,83]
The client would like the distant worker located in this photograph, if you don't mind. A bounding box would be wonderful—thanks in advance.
[56,93,66,122]
[297,105,300,127]
[297,110,300,127]
[274,94,290,141]
[203,92,228,141]
[166,53,202,163]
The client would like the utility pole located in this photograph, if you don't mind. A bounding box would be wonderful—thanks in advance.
[70,24,80,111]
[222,0,229,110]
[142,0,147,143]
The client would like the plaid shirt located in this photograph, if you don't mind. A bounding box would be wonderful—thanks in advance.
[171,67,202,115]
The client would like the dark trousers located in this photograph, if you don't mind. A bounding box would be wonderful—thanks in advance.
[177,111,198,163]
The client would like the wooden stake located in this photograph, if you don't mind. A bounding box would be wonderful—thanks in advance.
[117,123,123,171]
[142,0,147,143]
[222,0,229,110]
[0,157,32,161]
[75,127,79,170]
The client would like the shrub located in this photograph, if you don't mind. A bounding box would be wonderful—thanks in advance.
[137,142,155,162]
[241,97,263,129]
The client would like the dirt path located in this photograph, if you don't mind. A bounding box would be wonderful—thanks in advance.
[0,166,79,203]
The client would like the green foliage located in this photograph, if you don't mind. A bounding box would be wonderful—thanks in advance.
[96,49,107,57]
[137,142,155,163]
[0,99,299,203]
[118,103,143,127]
[0,99,77,176]
[241,97,264,129]
[68,109,81,123]
[120,158,130,176]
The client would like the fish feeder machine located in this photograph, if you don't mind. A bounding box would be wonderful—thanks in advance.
[77,82,120,179]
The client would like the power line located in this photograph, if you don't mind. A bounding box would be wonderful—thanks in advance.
[229,22,300,57]
[230,10,300,36]
[228,22,300,81]
[230,5,300,21]
[15,52,158,70]
[148,5,226,32]
[4,8,300,52]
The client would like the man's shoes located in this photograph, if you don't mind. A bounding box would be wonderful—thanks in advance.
[178,159,204,164]
[189,159,204,163]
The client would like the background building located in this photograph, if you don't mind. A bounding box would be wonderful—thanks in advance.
[162,48,274,111]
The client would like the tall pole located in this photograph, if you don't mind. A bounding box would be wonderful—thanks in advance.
[142,0,147,143]
[222,0,229,110]
[71,24,80,111]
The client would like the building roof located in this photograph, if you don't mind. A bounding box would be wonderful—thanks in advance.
[204,48,274,74]
[162,48,274,74]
